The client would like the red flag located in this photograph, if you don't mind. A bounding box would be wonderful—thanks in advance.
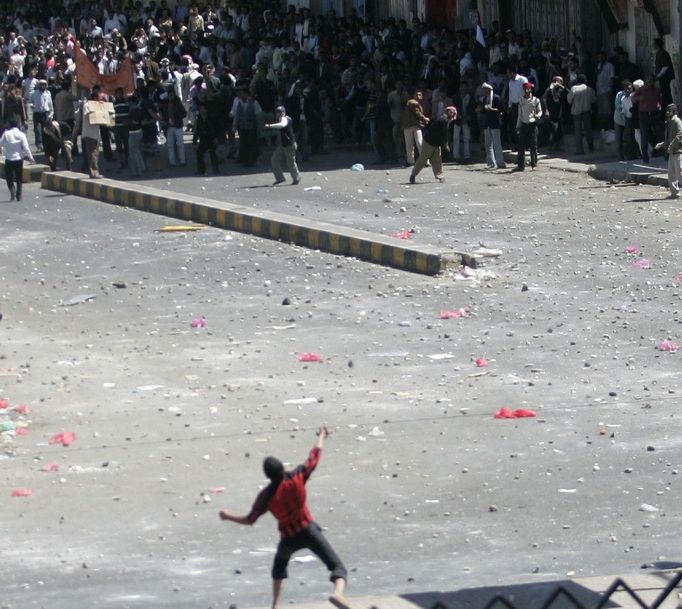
[75,44,135,97]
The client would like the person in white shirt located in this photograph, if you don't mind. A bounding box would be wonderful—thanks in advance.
[0,120,35,201]
[30,79,54,151]
[505,65,528,149]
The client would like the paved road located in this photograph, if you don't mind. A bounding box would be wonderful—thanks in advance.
[0,160,680,609]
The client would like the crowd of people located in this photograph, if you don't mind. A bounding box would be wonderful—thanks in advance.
[0,0,678,187]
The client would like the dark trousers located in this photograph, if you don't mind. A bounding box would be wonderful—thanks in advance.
[237,127,258,166]
[517,122,538,168]
[573,111,594,154]
[113,125,129,166]
[100,125,113,161]
[33,111,46,147]
[4,159,23,200]
[507,103,519,148]
[272,522,347,581]
[196,140,218,174]
[639,110,655,162]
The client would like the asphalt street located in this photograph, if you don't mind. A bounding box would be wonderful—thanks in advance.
[0,158,681,609]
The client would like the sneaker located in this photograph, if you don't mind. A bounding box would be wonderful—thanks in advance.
[292,177,300,185]
[16,193,21,201]
[273,178,285,185]
[437,176,445,183]
[409,174,415,184]
[666,193,679,199]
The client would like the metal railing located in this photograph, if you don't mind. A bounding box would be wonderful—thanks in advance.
[427,571,682,609]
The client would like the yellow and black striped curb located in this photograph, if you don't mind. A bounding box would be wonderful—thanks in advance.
[42,171,472,275]
[0,160,50,183]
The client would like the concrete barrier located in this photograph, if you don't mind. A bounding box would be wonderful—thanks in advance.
[41,171,473,275]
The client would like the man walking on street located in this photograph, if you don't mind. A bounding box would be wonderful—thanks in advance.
[263,106,300,185]
[409,106,457,184]
[513,82,543,171]
[219,426,351,609]
[30,79,53,152]
[655,103,682,199]
[567,74,596,155]
[479,82,506,169]
[401,89,429,166]
[630,75,660,163]
[0,120,35,201]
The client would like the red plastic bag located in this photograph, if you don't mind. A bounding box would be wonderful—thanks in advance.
[494,407,537,419]
[657,339,679,353]
[48,431,77,446]
[298,353,323,363]
[475,357,488,367]
[11,488,33,497]
[440,309,466,319]
[391,230,413,239]
[633,258,651,269]
[0,397,8,409]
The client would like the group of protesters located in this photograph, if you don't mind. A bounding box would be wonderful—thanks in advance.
[0,0,678,189]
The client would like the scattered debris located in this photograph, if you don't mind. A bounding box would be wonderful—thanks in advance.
[657,339,679,353]
[59,294,97,307]
[297,353,323,363]
[48,431,77,447]
[494,408,537,419]
[391,229,414,239]
[439,309,466,319]
[156,225,204,232]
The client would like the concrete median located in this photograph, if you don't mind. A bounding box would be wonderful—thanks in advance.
[41,170,473,275]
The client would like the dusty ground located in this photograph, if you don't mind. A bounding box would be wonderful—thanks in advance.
[0,158,681,609]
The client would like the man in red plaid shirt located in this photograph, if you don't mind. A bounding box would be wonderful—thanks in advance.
[219,426,350,609]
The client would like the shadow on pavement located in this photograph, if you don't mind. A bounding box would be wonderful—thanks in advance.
[401,579,615,609]
[400,569,682,609]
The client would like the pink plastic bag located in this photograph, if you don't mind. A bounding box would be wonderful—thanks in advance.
[11,488,33,497]
[624,245,640,254]
[494,407,537,419]
[41,462,60,472]
[298,353,323,363]
[633,259,651,269]
[657,339,679,353]
[0,397,8,409]
[475,357,488,367]
[439,309,467,319]
[391,230,413,239]
[15,427,29,436]
[190,316,207,329]
[48,431,76,447]
[12,404,30,414]
[208,487,225,494]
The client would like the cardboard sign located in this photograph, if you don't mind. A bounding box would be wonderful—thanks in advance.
[86,101,115,126]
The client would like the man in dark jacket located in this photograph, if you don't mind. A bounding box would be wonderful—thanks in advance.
[409,105,457,183]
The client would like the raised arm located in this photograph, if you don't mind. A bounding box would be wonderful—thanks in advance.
[314,425,329,450]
